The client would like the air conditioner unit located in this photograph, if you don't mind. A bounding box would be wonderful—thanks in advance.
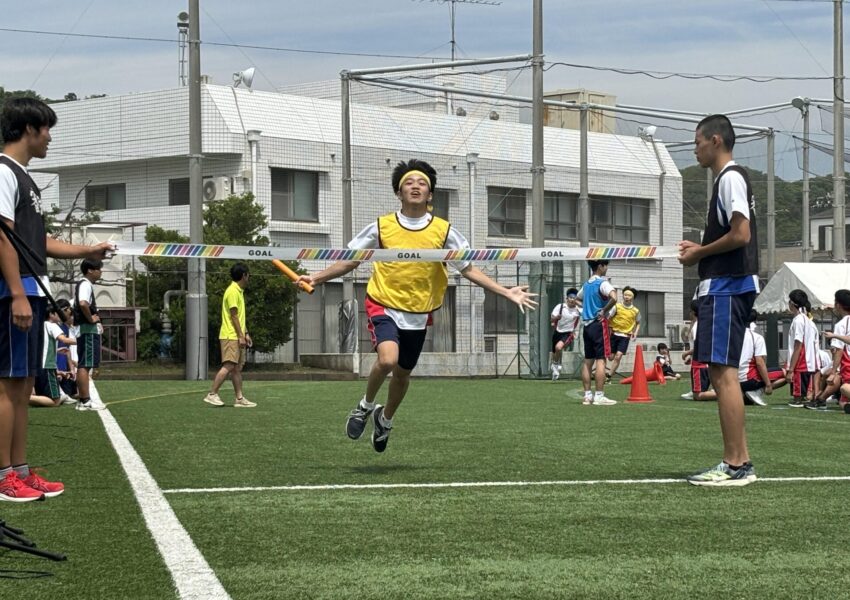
[203,176,232,202]
[484,335,497,353]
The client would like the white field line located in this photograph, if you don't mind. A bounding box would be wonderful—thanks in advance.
[163,475,850,495]
[98,410,231,600]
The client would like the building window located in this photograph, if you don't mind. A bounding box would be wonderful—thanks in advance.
[169,178,189,206]
[431,189,450,220]
[590,197,649,243]
[633,291,665,337]
[484,288,527,334]
[544,191,577,240]
[86,184,126,211]
[487,187,526,238]
[270,168,319,222]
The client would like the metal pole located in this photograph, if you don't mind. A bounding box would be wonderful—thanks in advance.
[529,0,545,377]
[467,152,478,353]
[185,0,207,380]
[834,0,846,261]
[347,54,531,77]
[579,106,590,246]
[648,136,666,245]
[767,130,776,277]
[340,71,358,370]
[802,103,812,262]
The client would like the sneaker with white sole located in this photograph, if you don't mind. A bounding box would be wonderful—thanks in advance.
[680,391,694,400]
[0,471,45,502]
[203,392,224,407]
[582,394,593,405]
[788,398,806,408]
[551,365,560,382]
[76,399,105,411]
[234,396,256,408]
[371,405,392,453]
[687,461,757,487]
[745,389,767,406]
[592,395,617,406]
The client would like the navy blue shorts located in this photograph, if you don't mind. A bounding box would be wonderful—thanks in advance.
[610,334,630,356]
[691,365,711,393]
[35,368,61,400]
[367,315,427,371]
[0,296,46,378]
[583,319,611,360]
[694,292,756,367]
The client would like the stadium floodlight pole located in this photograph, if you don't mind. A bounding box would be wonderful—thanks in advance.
[186,0,208,381]
[792,97,812,262]
[834,0,846,262]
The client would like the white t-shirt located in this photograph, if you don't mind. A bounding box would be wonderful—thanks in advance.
[550,303,580,333]
[830,315,850,361]
[788,312,820,372]
[42,321,65,367]
[819,349,833,375]
[348,211,471,330]
[738,325,766,382]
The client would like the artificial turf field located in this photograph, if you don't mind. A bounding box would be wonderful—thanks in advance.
[3,377,850,600]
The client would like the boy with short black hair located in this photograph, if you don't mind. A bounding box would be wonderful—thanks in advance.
[549,287,580,381]
[0,97,113,501]
[655,343,681,380]
[679,114,759,486]
[577,260,617,406]
[74,258,105,411]
[298,159,537,453]
[35,305,76,406]
[606,286,640,382]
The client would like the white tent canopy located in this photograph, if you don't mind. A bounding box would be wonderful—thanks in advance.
[754,262,850,314]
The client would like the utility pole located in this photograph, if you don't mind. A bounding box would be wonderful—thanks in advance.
[834,0,846,261]
[185,0,207,380]
[767,130,776,277]
[529,0,546,377]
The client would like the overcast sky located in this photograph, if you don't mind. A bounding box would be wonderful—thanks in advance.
[2,0,846,179]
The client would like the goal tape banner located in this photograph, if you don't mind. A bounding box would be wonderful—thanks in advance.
[112,241,679,263]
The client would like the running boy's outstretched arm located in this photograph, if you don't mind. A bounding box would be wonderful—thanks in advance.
[459,265,538,313]
[297,260,360,288]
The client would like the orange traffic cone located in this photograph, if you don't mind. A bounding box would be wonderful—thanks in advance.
[626,345,653,403]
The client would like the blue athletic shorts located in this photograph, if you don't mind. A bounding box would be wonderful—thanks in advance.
[367,315,427,371]
[582,319,611,360]
[0,296,46,378]
[551,330,575,352]
[694,292,756,367]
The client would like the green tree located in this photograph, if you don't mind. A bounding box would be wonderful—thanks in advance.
[133,193,300,363]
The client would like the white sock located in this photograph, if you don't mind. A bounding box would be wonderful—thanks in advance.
[594,390,604,399]
[584,391,593,399]
[380,411,393,428]
[360,397,375,410]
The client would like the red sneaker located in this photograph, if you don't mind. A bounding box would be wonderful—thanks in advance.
[22,470,65,498]
[0,471,45,502]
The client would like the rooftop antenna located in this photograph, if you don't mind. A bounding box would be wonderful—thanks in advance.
[177,11,190,86]
[419,0,501,62]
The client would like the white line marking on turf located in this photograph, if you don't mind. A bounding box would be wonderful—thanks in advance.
[162,475,850,494]
[98,409,231,600]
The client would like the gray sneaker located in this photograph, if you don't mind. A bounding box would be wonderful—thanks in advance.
[346,401,374,440]
[687,461,757,487]
[370,405,392,453]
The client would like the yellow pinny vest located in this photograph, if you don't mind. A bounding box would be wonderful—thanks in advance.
[610,302,640,335]
[366,213,451,313]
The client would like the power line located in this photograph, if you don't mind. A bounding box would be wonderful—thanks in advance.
[0,27,453,61]
[545,61,832,82]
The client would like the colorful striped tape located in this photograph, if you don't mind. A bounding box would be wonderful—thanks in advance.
[116,242,677,262]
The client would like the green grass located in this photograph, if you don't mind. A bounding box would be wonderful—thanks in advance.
[4,378,850,599]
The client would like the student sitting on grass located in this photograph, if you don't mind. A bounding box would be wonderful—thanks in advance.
[655,343,681,380]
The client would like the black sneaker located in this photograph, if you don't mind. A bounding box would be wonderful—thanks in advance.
[804,400,827,411]
[844,403,850,415]
[345,401,374,440]
[788,398,806,408]
[371,405,392,453]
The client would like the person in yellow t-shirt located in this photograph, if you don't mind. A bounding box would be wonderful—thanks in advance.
[204,263,256,408]
[298,159,538,453]
[605,286,640,382]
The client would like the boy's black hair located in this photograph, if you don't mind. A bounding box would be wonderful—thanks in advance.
[230,262,249,282]
[566,287,578,297]
[56,298,71,310]
[789,289,812,313]
[391,159,437,193]
[47,305,58,316]
[656,342,668,352]
[747,309,759,324]
[587,260,609,273]
[834,289,850,312]
[1,97,58,144]
[622,285,637,295]
[696,114,736,151]
[80,258,103,275]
